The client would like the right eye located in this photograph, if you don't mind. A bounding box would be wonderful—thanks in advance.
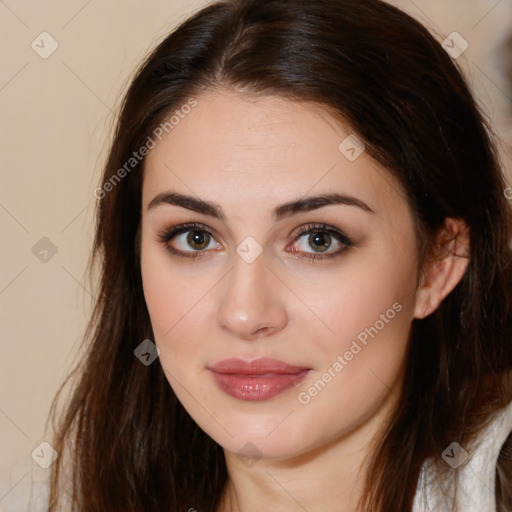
[157,222,222,258]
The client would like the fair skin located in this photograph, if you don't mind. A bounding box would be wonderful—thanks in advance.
[140,89,469,511]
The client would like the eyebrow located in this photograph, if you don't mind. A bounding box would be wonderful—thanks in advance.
[147,191,375,220]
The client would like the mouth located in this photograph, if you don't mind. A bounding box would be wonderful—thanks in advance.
[208,358,312,401]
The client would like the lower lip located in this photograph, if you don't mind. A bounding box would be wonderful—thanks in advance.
[210,370,310,401]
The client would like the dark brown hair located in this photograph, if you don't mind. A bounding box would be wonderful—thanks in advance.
[48,0,512,510]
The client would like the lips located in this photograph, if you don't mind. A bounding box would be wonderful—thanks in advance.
[209,358,311,401]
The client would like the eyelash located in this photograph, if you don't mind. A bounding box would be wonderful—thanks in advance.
[156,222,353,262]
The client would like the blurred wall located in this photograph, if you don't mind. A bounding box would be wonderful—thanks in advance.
[1,1,511,510]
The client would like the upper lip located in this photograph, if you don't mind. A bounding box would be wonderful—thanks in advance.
[209,357,311,375]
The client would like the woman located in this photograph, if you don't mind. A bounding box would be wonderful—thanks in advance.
[47,0,512,510]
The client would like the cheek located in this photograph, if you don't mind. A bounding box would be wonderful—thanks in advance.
[140,241,218,369]
[141,251,181,337]
[291,247,417,403]
[292,244,417,353]
[141,228,193,330]
[293,251,416,424]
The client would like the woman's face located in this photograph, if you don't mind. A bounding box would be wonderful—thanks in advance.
[140,89,422,461]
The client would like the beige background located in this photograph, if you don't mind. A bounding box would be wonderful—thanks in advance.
[1,1,511,510]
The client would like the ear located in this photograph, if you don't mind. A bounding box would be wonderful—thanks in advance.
[413,218,470,319]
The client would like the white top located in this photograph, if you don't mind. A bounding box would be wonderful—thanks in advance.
[413,400,512,512]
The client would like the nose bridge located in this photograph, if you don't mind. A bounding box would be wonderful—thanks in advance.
[216,249,288,339]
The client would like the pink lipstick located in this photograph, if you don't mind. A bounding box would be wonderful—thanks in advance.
[209,358,311,401]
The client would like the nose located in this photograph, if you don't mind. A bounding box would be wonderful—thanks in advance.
[216,251,288,341]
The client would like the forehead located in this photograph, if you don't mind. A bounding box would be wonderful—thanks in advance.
[142,88,408,224]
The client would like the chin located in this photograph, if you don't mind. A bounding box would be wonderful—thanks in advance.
[203,410,315,460]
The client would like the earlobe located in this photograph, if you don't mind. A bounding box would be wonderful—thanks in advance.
[413,218,470,320]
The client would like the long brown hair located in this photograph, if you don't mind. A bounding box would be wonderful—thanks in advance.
[48,0,512,510]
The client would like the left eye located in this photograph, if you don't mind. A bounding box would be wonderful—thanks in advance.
[287,224,352,260]
[295,230,339,253]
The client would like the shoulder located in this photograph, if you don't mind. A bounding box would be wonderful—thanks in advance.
[412,399,512,512]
